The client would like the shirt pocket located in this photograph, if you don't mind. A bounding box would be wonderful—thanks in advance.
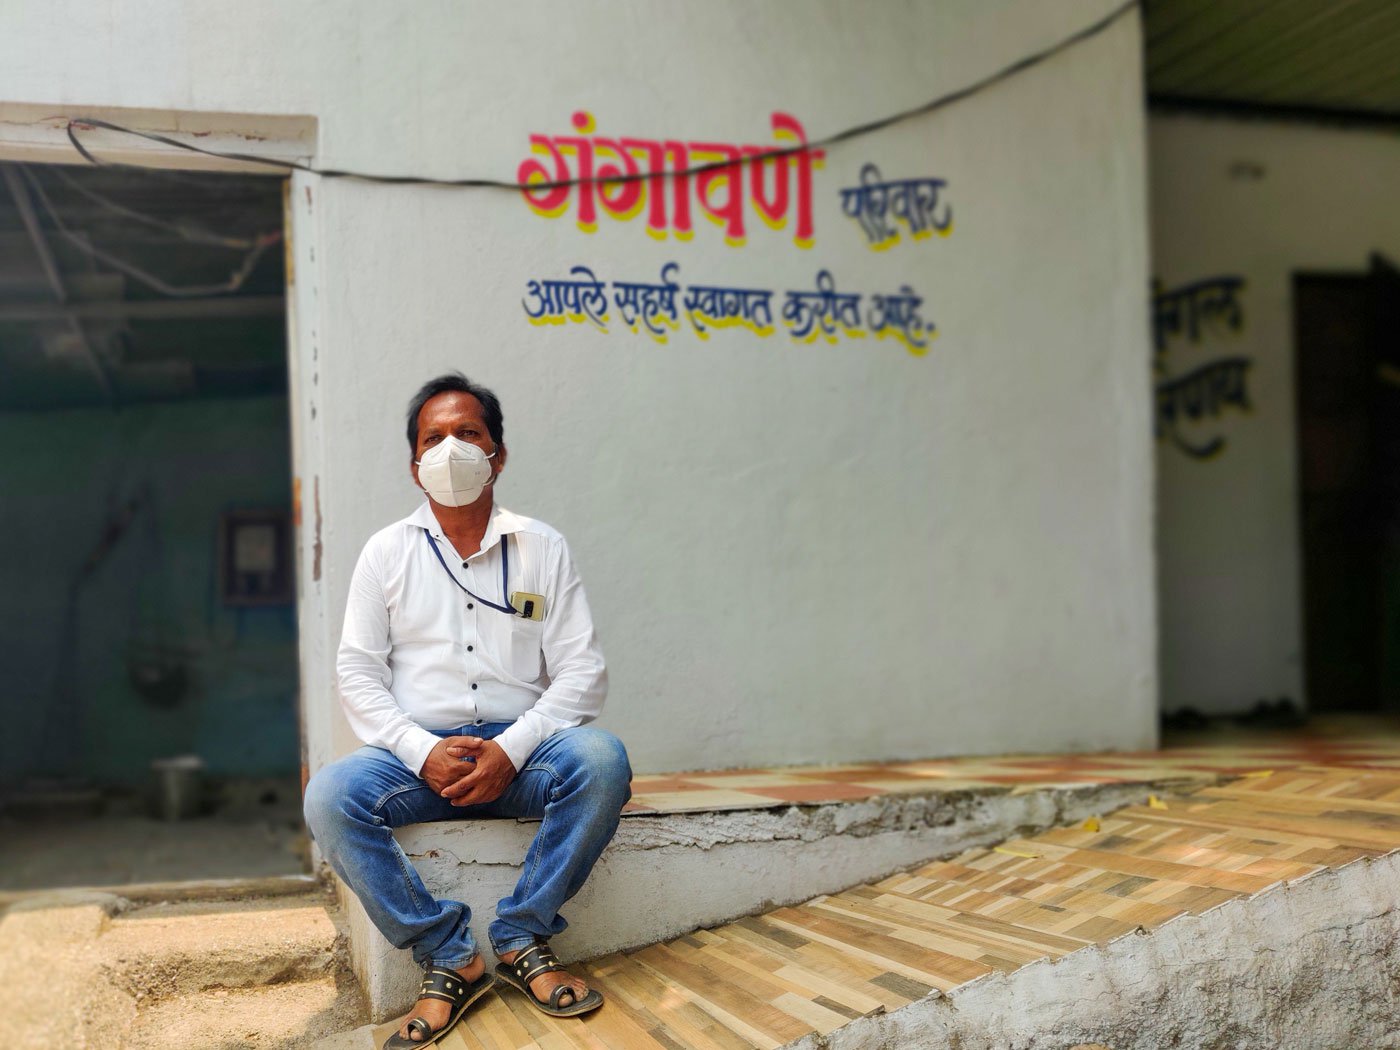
[502,617,545,682]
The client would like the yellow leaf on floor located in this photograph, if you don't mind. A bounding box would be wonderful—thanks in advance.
[1081,816,1101,831]
[993,846,1040,858]
[1148,795,1169,810]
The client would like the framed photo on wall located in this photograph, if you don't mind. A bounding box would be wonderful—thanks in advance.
[218,509,292,606]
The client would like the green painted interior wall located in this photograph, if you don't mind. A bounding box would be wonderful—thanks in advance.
[0,394,298,785]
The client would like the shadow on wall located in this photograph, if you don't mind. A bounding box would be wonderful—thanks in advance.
[0,394,299,787]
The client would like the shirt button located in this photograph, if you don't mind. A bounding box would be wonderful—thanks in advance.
[461,561,469,569]
[471,683,478,690]
[466,645,473,652]
[467,602,474,610]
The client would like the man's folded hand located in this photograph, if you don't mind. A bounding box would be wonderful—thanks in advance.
[423,736,517,807]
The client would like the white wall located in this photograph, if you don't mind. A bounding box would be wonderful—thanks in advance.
[1150,114,1400,714]
[0,0,1157,774]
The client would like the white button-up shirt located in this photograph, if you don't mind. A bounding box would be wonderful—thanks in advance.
[336,500,607,774]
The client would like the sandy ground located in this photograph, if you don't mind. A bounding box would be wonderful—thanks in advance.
[0,887,366,1048]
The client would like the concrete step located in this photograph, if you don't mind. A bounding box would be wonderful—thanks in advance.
[345,776,1214,1021]
[342,765,1400,1048]
[0,885,368,1047]
[101,892,348,999]
[119,976,365,1050]
[0,890,135,1048]
[0,873,320,910]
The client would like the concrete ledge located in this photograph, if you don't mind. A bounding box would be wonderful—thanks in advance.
[0,873,319,910]
[0,887,361,1046]
[789,848,1400,1049]
[342,777,1209,1022]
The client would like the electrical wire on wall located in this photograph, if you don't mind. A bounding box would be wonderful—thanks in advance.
[25,0,1135,302]
[60,0,1139,195]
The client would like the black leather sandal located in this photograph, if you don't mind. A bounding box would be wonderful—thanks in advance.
[494,941,603,1017]
[382,964,494,1048]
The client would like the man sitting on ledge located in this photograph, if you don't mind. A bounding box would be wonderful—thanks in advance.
[305,373,630,1048]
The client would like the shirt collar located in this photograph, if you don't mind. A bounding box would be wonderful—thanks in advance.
[407,498,527,555]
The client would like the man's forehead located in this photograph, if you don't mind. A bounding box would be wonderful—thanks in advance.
[419,391,486,429]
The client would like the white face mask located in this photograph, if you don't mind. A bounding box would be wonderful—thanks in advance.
[415,436,498,508]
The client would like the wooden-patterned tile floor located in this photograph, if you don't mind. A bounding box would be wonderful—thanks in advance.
[621,715,1400,815]
[370,719,1400,1048]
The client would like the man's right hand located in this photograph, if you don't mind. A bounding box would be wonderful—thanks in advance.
[421,737,483,795]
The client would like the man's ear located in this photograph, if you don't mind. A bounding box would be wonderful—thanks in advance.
[494,443,508,475]
[410,457,422,490]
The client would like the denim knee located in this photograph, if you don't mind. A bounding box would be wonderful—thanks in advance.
[303,761,356,841]
[562,727,632,806]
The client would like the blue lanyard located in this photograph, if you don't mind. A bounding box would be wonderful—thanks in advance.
[422,528,518,615]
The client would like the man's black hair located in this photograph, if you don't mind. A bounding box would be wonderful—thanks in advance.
[405,373,505,456]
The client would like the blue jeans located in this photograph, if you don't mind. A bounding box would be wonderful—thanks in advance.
[303,723,631,969]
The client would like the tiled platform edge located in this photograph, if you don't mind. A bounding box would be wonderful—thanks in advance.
[359,764,1400,1049]
[346,772,1213,1021]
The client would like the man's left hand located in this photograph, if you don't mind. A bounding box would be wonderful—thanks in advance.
[439,737,517,807]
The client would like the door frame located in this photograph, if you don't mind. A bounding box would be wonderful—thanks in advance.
[0,101,324,791]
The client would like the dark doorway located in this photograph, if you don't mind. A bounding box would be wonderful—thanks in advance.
[1294,257,1400,713]
[0,161,306,890]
